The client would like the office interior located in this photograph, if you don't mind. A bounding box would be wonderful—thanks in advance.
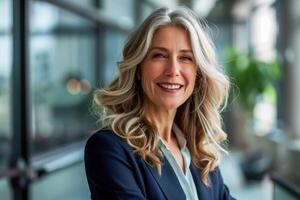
[0,0,300,199]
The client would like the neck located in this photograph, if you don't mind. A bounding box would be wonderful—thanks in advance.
[143,104,176,143]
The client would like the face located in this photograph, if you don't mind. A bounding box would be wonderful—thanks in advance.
[139,25,197,112]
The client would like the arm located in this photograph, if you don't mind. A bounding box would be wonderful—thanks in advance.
[84,131,146,200]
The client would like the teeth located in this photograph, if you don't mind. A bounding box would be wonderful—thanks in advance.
[159,83,181,90]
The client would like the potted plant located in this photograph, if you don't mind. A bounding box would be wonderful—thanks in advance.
[225,47,280,116]
[224,47,281,181]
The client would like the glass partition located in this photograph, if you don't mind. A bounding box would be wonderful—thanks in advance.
[31,163,89,200]
[29,1,97,155]
[101,29,127,85]
[64,0,94,7]
[0,179,10,200]
[272,175,300,200]
[274,184,300,200]
[98,0,135,27]
[0,0,12,171]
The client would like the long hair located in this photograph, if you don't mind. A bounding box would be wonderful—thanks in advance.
[94,7,230,186]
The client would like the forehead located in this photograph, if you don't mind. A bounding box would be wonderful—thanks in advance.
[150,25,192,49]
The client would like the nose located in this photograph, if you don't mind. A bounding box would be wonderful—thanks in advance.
[164,56,180,76]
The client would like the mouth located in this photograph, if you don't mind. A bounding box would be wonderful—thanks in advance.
[157,83,183,90]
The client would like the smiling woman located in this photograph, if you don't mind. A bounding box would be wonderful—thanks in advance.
[139,25,197,111]
[85,6,236,200]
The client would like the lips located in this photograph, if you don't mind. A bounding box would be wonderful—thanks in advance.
[157,83,183,90]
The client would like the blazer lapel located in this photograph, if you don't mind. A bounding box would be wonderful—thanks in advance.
[146,157,186,200]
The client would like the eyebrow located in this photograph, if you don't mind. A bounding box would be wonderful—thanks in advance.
[149,47,193,53]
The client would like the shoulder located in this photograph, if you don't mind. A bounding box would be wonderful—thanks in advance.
[207,166,226,191]
[208,167,236,200]
[84,130,150,199]
[86,128,117,143]
[209,167,223,183]
[84,129,136,171]
[85,128,134,153]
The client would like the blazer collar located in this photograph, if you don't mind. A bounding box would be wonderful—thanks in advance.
[146,157,186,200]
[146,157,214,200]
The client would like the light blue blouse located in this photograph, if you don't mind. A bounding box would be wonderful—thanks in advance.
[158,124,199,200]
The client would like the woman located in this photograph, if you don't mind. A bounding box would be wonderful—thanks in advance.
[85,7,236,200]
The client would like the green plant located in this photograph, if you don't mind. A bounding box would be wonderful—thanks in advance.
[225,47,281,114]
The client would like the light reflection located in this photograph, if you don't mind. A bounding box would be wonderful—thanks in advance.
[250,3,277,62]
[254,99,276,136]
[80,79,91,94]
[31,2,59,32]
[66,78,91,95]
[66,78,81,95]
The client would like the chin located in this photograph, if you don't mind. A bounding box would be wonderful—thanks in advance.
[159,101,183,110]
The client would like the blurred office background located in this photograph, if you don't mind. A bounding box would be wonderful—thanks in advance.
[0,0,300,199]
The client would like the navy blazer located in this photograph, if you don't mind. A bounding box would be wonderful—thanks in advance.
[84,129,236,200]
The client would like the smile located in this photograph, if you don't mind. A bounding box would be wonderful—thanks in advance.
[157,83,183,90]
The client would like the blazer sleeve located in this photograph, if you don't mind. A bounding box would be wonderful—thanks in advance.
[84,131,146,200]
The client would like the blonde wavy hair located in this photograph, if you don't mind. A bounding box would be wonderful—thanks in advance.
[94,7,230,186]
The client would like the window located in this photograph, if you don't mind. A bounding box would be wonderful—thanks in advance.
[29,1,98,155]
[0,0,12,171]
[98,0,135,28]
[102,29,127,85]
[0,0,12,199]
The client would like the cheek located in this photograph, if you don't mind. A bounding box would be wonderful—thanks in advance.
[140,65,161,93]
[141,64,162,85]
[143,66,161,78]
[185,68,197,89]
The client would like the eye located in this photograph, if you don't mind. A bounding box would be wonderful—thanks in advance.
[152,53,167,59]
[179,56,193,62]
